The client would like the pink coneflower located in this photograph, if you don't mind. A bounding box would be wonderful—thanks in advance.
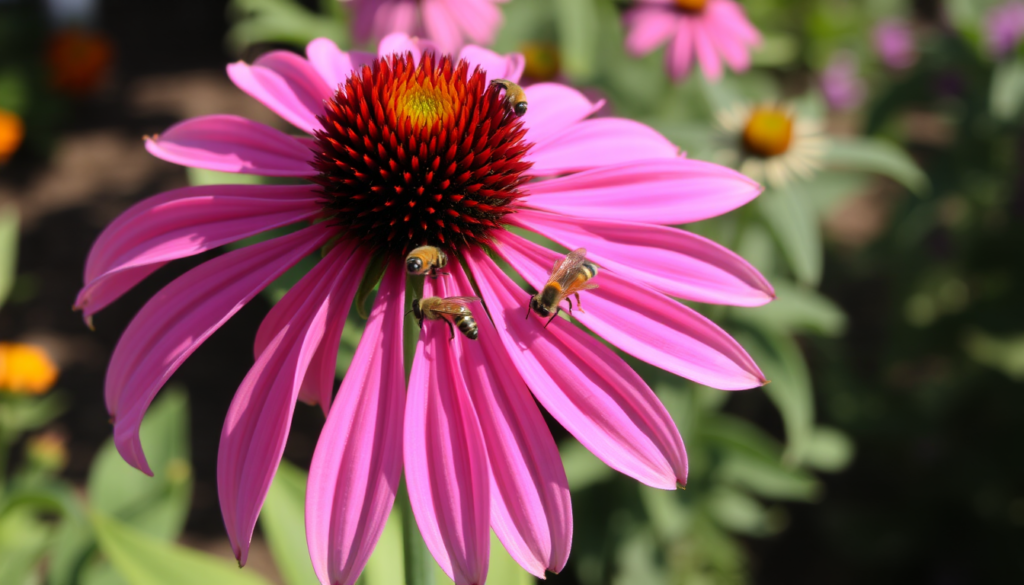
[821,51,866,111]
[986,1,1024,57]
[76,34,772,584]
[624,0,761,82]
[352,0,505,55]
[873,19,917,70]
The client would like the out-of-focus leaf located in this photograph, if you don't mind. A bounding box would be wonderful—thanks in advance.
[731,280,847,337]
[554,0,599,82]
[736,222,776,277]
[0,392,69,437]
[610,528,666,585]
[639,486,691,541]
[186,167,268,187]
[0,507,50,585]
[824,137,929,195]
[226,0,347,56]
[560,439,614,491]
[78,557,129,585]
[699,414,782,462]
[47,503,95,585]
[259,460,318,585]
[751,34,799,67]
[361,503,405,585]
[492,0,552,54]
[991,58,1024,121]
[964,329,1024,381]
[355,255,387,320]
[716,454,821,502]
[803,426,856,473]
[91,512,272,585]
[758,185,823,287]
[704,487,771,536]
[0,204,19,309]
[86,387,192,540]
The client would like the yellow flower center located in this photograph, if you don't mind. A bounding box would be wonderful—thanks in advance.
[395,83,454,129]
[521,41,560,81]
[0,342,59,395]
[0,109,25,164]
[674,0,708,12]
[742,108,793,158]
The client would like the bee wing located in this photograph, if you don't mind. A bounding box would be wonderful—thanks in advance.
[551,248,588,289]
[431,296,481,315]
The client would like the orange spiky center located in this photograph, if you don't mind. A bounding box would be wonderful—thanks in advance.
[674,0,708,13]
[311,53,533,257]
[742,107,794,158]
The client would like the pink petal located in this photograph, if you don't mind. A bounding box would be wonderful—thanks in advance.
[524,158,763,225]
[421,0,465,54]
[372,5,421,43]
[510,209,774,307]
[495,232,766,390]
[254,238,369,411]
[457,45,525,84]
[378,32,439,65]
[219,243,354,565]
[442,262,571,577]
[106,223,332,475]
[443,0,503,48]
[707,0,762,45]
[144,115,313,176]
[624,7,679,55]
[705,15,752,72]
[465,249,687,490]
[405,275,491,585]
[520,83,605,146]
[306,263,406,585]
[692,19,723,81]
[666,18,695,80]
[306,38,374,93]
[227,51,332,135]
[76,184,321,322]
[527,118,679,176]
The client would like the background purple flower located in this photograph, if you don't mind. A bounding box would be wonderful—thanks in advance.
[821,51,866,111]
[986,1,1024,57]
[873,19,917,70]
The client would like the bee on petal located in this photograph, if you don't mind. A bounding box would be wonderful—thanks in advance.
[405,246,448,278]
[528,248,599,327]
[411,296,481,340]
[490,79,528,117]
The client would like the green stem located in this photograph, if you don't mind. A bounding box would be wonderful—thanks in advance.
[399,480,434,585]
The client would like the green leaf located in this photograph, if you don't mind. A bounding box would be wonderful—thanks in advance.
[225,0,347,56]
[704,487,772,536]
[758,185,823,287]
[731,280,847,337]
[823,137,929,195]
[553,0,599,82]
[750,34,799,67]
[0,204,19,309]
[186,168,267,187]
[803,426,856,473]
[716,453,821,503]
[0,391,70,438]
[0,507,50,585]
[355,256,388,320]
[964,329,1024,381]
[361,500,406,585]
[90,512,273,585]
[992,57,1024,121]
[258,461,318,585]
[86,387,192,540]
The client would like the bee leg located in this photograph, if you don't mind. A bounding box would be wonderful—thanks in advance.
[525,301,532,320]
[544,308,560,329]
[565,297,573,314]
[574,292,585,313]
[446,319,456,341]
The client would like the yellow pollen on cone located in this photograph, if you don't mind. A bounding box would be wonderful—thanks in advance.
[0,342,59,395]
[742,107,794,158]
[675,0,708,12]
[397,85,452,129]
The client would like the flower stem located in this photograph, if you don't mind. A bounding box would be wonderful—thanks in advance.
[399,480,435,585]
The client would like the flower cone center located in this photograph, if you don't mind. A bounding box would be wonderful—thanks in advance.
[675,0,708,13]
[742,108,793,157]
[311,53,533,257]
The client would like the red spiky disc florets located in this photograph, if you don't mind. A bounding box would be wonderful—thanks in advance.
[310,52,533,256]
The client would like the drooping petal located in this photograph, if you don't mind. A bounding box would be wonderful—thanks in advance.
[443,262,571,577]
[706,18,752,72]
[76,184,321,322]
[254,238,368,410]
[510,209,774,307]
[227,51,332,135]
[378,32,438,65]
[405,274,491,585]
[708,0,762,45]
[466,249,687,490]
[306,263,406,585]
[457,45,525,84]
[495,232,766,390]
[520,83,605,147]
[527,118,678,176]
[219,244,354,566]
[692,19,723,81]
[306,37,375,93]
[144,115,313,176]
[523,158,763,224]
[421,0,465,54]
[666,18,695,80]
[106,223,332,474]
[443,0,503,48]
[624,7,679,55]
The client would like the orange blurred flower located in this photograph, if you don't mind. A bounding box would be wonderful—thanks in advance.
[0,109,25,164]
[46,29,114,95]
[0,342,59,395]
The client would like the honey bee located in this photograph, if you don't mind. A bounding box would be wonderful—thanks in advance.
[405,246,448,278]
[527,248,599,327]
[411,296,481,340]
[490,79,528,117]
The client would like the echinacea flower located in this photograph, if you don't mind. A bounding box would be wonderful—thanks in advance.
[624,0,761,82]
[986,1,1024,57]
[353,0,505,54]
[873,19,917,70]
[0,342,59,395]
[77,34,772,584]
[716,102,827,188]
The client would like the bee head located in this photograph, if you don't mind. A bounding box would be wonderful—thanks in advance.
[406,256,423,274]
[529,296,550,317]
[513,101,528,117]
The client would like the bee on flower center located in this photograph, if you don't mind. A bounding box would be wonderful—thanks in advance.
[406,245,448,278]
[528,248,599,327]
[411,296,481,340]
[490,79,528,117]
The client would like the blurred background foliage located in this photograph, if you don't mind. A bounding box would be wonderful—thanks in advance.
[1,0,1023,583]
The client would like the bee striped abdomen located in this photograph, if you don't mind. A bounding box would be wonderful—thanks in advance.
[454,314,478,339]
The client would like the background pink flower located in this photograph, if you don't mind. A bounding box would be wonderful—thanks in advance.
[352,0,506,55]
[624,0,761,81]
[77,34,771,584]
[873,19,917,70]
[821,50,866,111]
[986,1,1024,57]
